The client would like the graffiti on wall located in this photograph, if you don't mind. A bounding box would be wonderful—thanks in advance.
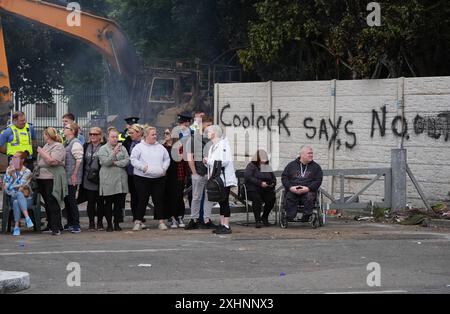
[220,103,450,150]
[414,112,450,142]
[303,117,356,150]
[220,104,291,136]
[372,106,450,142]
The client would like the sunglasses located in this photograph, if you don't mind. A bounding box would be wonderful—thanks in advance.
[164,131,171,135]
[89,133,101,136]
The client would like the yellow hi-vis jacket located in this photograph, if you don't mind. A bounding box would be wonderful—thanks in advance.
[6,123,33,156]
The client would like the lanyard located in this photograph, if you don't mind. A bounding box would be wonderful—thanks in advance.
[300,164,308,178]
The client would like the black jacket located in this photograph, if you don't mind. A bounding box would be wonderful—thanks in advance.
[244,162,277,194]
[281,159,323,192]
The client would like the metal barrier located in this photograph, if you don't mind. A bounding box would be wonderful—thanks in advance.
[317,168,392,211]
[235,168,392,215]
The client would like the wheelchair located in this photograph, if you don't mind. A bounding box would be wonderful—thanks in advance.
[278,189,325,229]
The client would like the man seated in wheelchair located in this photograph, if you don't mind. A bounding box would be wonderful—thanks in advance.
[281,145,323,223]
[2,151,34,236]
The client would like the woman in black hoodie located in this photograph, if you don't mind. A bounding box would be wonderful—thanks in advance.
[244,150,277,228]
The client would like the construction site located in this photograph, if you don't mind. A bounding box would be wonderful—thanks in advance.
[0,0,449,298]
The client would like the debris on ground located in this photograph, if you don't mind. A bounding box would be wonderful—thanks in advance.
[400,214,429,226]
[138,264,152,268]
[354,216,374,222]
[432,202,448,215]
[431,203,450,219]
[373,208,391,220]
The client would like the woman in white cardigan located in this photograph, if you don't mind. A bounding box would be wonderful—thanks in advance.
[204,125,237,234]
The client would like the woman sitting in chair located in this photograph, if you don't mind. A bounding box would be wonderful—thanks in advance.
[244,150,276,228]
[3,151,34,236]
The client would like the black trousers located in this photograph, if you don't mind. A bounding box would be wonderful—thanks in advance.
[117,193,126,223]
[248,190,276,221]
[104,193,125,226]
[128,175,139,221]
[64,185,80,228]
[134,176,167,221]
[284,191,317,219]
[86,189,104,224]
[37,179,62,232]
[218,187,231,218]
[164,178,186,219]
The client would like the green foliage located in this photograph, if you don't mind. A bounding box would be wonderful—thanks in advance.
[3,0,109,108]
[3,0,450,109]
[3,16,65,105]
[239,0,450,80]
[373,207,390,219]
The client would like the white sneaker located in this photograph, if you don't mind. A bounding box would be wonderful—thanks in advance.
[158,223,168,230]
[133,221,142,231]
[170,220,178,229]
[178,218,185,228]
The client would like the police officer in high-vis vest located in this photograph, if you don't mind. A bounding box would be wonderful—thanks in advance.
[0,111,37,170]
[119,117,139,144]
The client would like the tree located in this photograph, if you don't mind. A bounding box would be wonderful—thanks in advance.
[3,0,113,114]
[238,0,450,80]
[3,16,65,106]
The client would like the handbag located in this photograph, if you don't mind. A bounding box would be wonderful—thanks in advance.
[86,144,100,184]
[87,168,99,184]
[206,160,226,202]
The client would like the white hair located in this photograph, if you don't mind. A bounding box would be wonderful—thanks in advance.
[207,125,223,139]
[300,145,313,155]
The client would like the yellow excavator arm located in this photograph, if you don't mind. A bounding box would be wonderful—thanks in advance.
[0,0,139,125]
[0,18,12,116]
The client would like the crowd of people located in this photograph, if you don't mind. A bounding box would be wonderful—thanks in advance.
[1,111,323,237]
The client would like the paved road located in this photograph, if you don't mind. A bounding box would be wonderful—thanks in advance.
[1,217,449,294]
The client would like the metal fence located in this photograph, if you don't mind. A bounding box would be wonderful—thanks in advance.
[16,87,127,145]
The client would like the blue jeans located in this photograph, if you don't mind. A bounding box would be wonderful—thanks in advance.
[10,191,33,223]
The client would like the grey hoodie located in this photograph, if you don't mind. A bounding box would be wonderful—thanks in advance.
[130,141,170,179]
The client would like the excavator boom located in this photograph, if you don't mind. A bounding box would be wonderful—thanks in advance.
[0,0,140,129]
[0,17,12,126]
[0,0,138,81]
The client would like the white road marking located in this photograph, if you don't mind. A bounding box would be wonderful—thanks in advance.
[0,248,187,257]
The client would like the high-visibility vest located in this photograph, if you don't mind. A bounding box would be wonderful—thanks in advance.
[6,123,33,156]
[118,130,128,143]
[58,128,66,144]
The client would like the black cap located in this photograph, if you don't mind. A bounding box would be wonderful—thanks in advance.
[124,117,140,125]
[177,112,192,123]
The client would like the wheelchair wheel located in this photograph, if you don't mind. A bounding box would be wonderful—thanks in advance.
[318,212,324,227]
[311,213,320,229]
[280,209,288,229]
